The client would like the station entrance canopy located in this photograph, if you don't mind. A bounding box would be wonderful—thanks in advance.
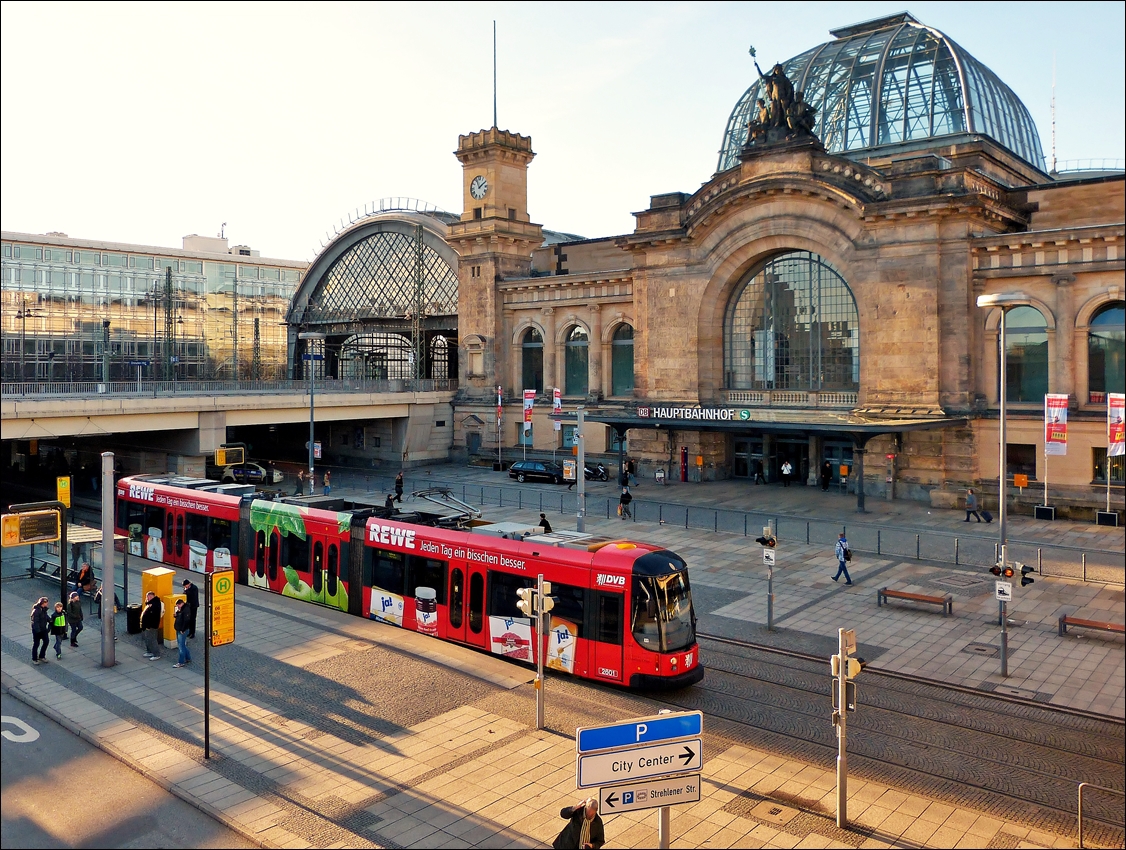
[587,405,968,512]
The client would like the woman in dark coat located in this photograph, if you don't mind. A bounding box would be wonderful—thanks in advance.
[31,596,51,664]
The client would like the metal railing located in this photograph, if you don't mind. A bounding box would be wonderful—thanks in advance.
[331,470,1125,584]
[1,378,457,398]
[721,389,858,408]
[1078,782,1126,848]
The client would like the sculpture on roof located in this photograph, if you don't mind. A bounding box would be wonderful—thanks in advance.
[745,46,818,148]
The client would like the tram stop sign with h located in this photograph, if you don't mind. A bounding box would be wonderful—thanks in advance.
[210,569,236,646]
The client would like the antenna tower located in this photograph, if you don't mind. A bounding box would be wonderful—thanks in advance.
[493,20,498,128]
[1050,54,1057,174]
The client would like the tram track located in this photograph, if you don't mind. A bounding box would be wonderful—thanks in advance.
[638,633,1126,833]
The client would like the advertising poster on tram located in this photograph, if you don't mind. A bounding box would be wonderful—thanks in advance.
[489,616,532,660]
[546,616,577,673]
[370,588,405,627]
[1110,393,1125,456]
[1044,394,1069,455]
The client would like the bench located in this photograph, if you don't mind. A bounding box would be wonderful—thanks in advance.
[877,587,953,617]
[1059,615,1125,638]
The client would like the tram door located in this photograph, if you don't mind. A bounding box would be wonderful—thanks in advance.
[591,591,625,682]
[446,567,467,643]
[306,534,342,607]
[162,507,187,568]
[465,566,487,650]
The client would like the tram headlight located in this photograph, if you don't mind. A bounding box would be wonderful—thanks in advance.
[670,656,678,670]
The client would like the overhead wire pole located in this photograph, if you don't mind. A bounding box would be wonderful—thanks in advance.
[412,224,424,380]
[163,266,174,379]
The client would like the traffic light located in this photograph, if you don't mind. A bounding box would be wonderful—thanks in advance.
[989,564,1003,576]
[1018,563,1035,587]
[755,526,777,547]
[1002,565,1015,578]
[830,655,867,678]
[516,587,535,617]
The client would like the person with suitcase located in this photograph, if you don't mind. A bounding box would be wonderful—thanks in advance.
[965,489,982,522]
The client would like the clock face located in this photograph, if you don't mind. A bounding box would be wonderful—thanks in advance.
[470,175,489,200]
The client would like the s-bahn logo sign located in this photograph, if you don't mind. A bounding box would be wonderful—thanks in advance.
[637,407,751,421]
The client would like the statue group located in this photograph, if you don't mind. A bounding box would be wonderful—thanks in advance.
[747,63,817,146]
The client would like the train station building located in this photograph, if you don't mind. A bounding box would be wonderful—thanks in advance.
[4,12,1123,518]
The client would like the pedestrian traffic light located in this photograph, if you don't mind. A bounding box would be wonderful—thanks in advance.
[516,587,535,617]
[1018,563,1035,587]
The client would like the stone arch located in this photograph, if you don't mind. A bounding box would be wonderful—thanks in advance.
[602,313,635,344]
[982,297,1056,331]
[1076,291,1124,329]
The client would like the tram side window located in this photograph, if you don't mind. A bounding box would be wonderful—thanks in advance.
[185,513,208,547]
[142,506,165,537]
[209,517,233,552]
[489,571,534,620]
[119,499,145,532]
[595,593,623,645]
[280,533,310,574]
[549,582,585,638]
[369,547,405,595]
[631,577,661,648]
[407,556,448,604]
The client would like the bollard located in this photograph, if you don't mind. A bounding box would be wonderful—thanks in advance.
[916,534,920,559]
[994,542,999,563]
[714,512,718,533]
[806,522,810,544]
[744,514,747,537]
[877,529,881,556]
[955,538,959,565]
[1038,548,1042,576]
[1082,553,1087,581]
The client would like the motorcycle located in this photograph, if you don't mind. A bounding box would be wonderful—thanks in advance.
[583,463,609,482]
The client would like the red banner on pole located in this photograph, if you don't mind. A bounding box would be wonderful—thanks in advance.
[1044,394,1069,456]
[1110,393,1125,457]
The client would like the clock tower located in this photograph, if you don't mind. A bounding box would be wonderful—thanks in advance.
[448,127,543,401]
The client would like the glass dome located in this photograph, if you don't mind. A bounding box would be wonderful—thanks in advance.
[718,13,1046,173]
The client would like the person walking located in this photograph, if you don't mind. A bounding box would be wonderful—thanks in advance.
[140,591,163,660]
[66,591,84,647]
[753,459,766,485]
[627,458,638,487]
[182,579,199,639]
[31,596,51,664]
[322,470,331,496]
[294,469,305,496]
[552,798,605,850]
[394,471,404,503]
[71,541,84,573]
[964,488,982,522]
[172,599,192,668]
[820,461,832,491]
[618,487,633,520]
[781,460,793,487]
[833,532,853,585]
[539,513,553,533]
[49,601,68,659]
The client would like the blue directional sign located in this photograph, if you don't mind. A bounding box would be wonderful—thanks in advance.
[577,711,703,754]
[302,353,324,361]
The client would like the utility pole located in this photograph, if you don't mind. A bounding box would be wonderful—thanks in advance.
[576,408,586,532]
[517,576,554,730]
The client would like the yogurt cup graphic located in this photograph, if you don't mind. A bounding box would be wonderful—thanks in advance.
[188,540,208,572]
[213,547,231,569]
[415,586,438,635]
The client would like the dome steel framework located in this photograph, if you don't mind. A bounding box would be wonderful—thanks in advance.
[719,13,1045,173]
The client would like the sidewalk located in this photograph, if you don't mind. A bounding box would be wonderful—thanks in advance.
[1,573,1098,850]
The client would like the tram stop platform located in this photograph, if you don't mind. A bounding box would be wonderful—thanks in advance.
[3,504,1121,850]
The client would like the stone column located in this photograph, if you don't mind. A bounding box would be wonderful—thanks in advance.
[807,435,819,486]
[588,304,602,399]
[541,307,555,394]
[1053,275,1075,401]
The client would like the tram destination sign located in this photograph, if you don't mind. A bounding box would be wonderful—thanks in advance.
[577,739,702,789]
[577,710,703,754]
[1,510,61,547]
[599,774,701,815]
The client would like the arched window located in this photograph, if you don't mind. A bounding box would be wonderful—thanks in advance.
[429,335,450,381]
[611,324,634,396]
[564,325,589,396]
[724,251,859,391]
[1003,306,1048,402]
[1088,302,1125,401]
[339,332,413,380]
[521,327,543,393]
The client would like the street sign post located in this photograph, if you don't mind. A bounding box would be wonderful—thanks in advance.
[577,711,703,753]
[599,775,701,815]
[577,739,701,788]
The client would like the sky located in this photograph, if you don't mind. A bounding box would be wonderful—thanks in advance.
[2,1,1123,261]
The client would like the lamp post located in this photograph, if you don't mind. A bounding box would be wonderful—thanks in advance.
[978,292,1030,678]
[299,331,325,496]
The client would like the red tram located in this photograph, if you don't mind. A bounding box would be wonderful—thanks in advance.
[115,474,703,688]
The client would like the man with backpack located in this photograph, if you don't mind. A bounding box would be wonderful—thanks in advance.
[833,532,853,586]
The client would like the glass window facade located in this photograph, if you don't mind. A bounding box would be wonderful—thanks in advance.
[521,327,543,393]
[611,324,634,397]
[724,251,859,391]
[718,16,1045,172]
[1088,302,1125,401]
[564,325,588,396]
[2,236,304,381]
[1002,306,1048,402]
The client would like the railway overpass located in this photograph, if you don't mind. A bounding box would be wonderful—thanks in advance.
[1,379,456,475]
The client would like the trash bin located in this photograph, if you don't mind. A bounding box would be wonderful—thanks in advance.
[493,462,502,471]
[127,603,143,635]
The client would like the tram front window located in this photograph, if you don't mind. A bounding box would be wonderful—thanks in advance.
[631,573,696,652]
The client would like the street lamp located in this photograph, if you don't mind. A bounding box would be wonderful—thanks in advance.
[976,292,1031,557]
[299,331,325,496]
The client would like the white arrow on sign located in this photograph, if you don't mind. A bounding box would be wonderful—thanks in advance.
[577,739,702,788]
[600,774,701,814]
